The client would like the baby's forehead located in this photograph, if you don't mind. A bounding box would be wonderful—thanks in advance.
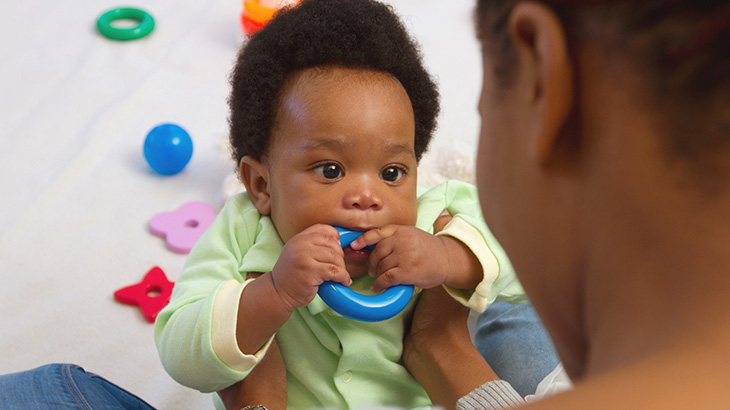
[276,67,414,123]
[264,65,416,161]
[267,67,416,157]
[282,66,405,99]
[274,66,414,126]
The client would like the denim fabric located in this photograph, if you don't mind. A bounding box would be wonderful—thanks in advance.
[474,301,560,397]
[0,363,156,410]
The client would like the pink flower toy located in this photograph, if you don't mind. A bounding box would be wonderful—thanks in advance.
[149,201,216,254]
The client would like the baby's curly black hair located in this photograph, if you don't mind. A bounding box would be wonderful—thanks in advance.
[228,0,440,168]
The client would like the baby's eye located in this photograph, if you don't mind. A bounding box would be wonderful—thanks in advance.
[314,163,343,180]
[380,166,405,182]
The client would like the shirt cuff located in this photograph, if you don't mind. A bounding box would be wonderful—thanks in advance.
[211,279,275,372]
[457,380,525,410]
[436,216,499,312]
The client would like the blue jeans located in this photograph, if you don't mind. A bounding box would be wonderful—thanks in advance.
[474,301,560,397]
[0,363,156,410]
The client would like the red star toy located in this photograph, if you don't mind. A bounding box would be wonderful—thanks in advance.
[114,266,175,323]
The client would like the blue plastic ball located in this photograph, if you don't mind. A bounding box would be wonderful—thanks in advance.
[143,123,193,175]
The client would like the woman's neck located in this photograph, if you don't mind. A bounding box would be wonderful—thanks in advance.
[580,151,730,376]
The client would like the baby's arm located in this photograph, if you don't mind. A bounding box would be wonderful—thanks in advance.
[155,197,350,393]
[155,198,265,392]
[234,224,351,354]
[217,339,288,410]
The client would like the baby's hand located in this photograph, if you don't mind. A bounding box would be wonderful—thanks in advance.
[350,225,450,293]
[271,224,352,312]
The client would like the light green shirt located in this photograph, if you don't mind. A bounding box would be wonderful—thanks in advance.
[155,180,526,409]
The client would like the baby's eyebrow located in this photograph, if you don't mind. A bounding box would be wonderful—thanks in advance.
[298,136,415,158]
[382,142,415,158]
[299,137,345,152]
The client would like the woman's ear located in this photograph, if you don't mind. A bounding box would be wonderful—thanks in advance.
[509,1,573,164]
[240,156,271,215]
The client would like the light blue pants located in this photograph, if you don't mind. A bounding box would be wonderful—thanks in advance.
[0,363,155,409]
[474,301,560,397]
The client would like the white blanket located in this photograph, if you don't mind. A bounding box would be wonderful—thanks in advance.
[0,0,482,408]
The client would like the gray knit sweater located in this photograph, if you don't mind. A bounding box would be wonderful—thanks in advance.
[456,380,526,410]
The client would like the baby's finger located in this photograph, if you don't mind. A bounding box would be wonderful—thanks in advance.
[366,239,396,277]
[370,267,408,293]
[309,238,345,266]
[323,264,353,287]
[305,224,342,243]
[349,225,399,250]
[299,226,346,260]
[366,244,395,276]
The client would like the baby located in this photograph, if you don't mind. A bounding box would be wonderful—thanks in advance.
[155,0,526,408]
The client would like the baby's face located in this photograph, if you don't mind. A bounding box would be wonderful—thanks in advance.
[265,67,418,277]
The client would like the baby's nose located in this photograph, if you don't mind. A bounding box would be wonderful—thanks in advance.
[343,184,383,210]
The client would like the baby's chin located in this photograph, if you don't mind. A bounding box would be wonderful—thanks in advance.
[345,261,369,280]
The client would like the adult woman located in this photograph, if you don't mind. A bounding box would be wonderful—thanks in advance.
[407,0,730,408]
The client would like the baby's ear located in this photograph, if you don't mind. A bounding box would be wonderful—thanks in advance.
[239,156,271,215]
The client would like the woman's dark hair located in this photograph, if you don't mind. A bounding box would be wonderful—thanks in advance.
[228,0,439,167]
[476,0,730,163]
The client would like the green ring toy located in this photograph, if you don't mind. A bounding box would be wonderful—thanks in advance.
[97,7,155,41]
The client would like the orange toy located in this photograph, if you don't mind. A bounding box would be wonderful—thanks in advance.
[240,0,300,36]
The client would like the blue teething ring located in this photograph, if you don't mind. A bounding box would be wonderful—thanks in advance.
[317,227,415,322]
[97,7,155,41]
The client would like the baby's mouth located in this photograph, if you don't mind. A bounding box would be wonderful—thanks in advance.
[343,245,371,261]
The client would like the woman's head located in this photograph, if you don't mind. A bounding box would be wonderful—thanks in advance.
[476,0,730,166]
[228,0,439,169]
[473,0,730,377]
